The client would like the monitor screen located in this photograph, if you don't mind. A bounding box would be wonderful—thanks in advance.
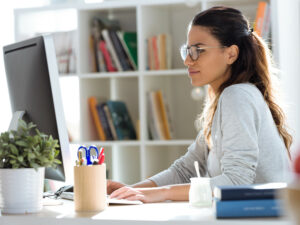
[3,35,72,182]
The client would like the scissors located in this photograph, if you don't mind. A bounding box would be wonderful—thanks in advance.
[77,145,99,165]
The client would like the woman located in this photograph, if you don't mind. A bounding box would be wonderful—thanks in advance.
[107,6,292,203]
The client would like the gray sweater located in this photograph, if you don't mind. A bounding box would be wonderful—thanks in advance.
[149,83,291,190]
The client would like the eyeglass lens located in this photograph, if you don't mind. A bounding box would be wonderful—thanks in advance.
[180,45,200,61]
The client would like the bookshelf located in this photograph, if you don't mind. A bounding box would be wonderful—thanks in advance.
[14,0,273,185]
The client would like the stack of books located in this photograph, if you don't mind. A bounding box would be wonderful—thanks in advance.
[213,183,287,218]
[88,97,137,141]
[146,33,171,70]
[89,17,137,73]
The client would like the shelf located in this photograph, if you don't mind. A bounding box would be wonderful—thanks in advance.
[78,69,188,78]
[145,139,194,146]
[78,71,139,79]
[60,73,78,77]
[143,69,187,76]
[70,140,141,147]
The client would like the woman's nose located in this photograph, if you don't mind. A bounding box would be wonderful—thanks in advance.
[184,55,194,67]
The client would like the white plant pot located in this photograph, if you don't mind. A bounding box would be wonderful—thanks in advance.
[0,167,45,214]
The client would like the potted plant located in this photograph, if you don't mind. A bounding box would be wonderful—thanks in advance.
[0,119,61,214]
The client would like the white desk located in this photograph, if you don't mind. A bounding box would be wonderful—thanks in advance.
[0,200,293,225]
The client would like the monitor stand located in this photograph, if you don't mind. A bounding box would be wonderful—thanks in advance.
[8,111,25,131]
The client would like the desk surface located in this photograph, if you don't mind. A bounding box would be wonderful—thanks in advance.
[0,199,293,225]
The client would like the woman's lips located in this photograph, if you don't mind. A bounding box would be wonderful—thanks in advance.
[188,70,200,75]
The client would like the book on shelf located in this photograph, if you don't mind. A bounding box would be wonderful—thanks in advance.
[99,40,117,72]
[214,198,283,218]
[89,16,137,73]
[147,33,171,70]
[213,183,287,201]
[88,97,106,140]
[147,37,154,70]
[145,38,150,70]
[156,90,172,140]
[254,1,271,39]
[109,30,133,71]
[152,36,160,70]
[117,31,138,69]
[102,29,123,72]
[158,34,167,70]
[89,35,98,72]
[97,103,114,140]
[147,92,163,140]
[103,104,118,140]
[135,119,140,140]
[106,100,137,140]
[147,90,173,140]
[261,3,271,40]
[52,30,77,74]
[97,45,107,72]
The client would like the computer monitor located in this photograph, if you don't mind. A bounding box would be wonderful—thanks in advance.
[3,34,72,183]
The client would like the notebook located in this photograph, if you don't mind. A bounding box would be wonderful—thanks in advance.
[60,192,143,205]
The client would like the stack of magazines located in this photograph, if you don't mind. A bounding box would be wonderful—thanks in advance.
[213,183,287,218]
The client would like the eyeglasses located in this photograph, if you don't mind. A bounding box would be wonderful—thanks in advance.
[180,44,226,61]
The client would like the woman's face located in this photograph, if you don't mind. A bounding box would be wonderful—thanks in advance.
[184,25,234,92]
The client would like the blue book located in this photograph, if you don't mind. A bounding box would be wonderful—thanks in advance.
[214,183,287,201]
[106,100,136,140]
[215,199,283,218]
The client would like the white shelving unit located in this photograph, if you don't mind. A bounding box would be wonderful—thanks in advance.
[14,0,272,184]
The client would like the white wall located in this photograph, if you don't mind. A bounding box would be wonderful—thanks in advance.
[276,0,300,157]
[0,1,80,141]
[0,1,51,133]
[0,2,15,132]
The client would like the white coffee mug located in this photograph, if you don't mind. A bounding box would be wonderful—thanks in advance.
[189,177,212,207]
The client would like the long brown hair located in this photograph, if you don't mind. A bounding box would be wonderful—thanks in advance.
[193,6,292,159]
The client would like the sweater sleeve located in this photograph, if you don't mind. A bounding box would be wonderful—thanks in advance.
[210,87,261,189]
[149,132,208,186]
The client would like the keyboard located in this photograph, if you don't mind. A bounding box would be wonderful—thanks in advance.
[60,192,143,205]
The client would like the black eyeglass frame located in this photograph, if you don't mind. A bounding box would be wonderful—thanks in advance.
[180,44,227,61]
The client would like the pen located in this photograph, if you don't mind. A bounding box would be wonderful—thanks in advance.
[78,150,83,166]
[99,153,105,165]
[98,147,105,164]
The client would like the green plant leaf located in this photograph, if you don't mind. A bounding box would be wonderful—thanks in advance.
[0,119,61,169]
[17,156,24,162]
[54,150,60,157]
[12,163,20,169]
[8,154,17,159]
[16,140,28,147]
[18,119,28,133]
[30,162,39,171]
[54,159,62,164]
[9,144,18,155]
[27,122,36,130]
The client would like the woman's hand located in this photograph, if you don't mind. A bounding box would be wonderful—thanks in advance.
[109,186,167,203]
[107,180,126,195]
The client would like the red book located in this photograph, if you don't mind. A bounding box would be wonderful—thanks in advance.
[152,36,160,70]
[99,40,117,72]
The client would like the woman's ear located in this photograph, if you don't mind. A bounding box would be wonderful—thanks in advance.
[225,45,239,65]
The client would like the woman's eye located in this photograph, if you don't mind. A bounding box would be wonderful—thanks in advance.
[197,49,205,54]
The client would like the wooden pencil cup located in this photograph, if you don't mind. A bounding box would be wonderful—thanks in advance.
[74,164,107,212]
